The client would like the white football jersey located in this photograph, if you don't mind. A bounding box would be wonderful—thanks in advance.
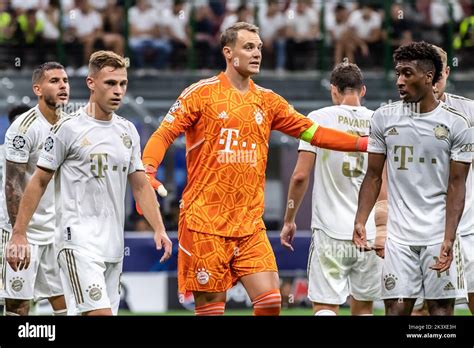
[0,144,5,229]
[37,108,144,262]
[0,106,58,244]
[368,101,471,245]
[443,93,473,236]
[299,105,376,240]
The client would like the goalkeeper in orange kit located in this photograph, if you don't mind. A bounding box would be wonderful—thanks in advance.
[141,22,368,316]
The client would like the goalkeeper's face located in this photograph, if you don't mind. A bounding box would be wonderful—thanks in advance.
[228,30,262,77]
[89,66,128,113]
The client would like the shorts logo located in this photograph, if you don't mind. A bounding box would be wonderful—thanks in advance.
[384,273,398,291]
[44,136,54,152]
[443,282,455,291]
[10,277,25,292]
[121,133,132,149]
[433,124,449,140]
[86,284,103,301]
[12,135,26,150]
[196,268,210,285]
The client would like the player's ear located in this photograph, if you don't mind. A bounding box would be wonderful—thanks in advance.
[86,76,94,91]
[426,70,434,85]
[32,83,41,97]
[359,85,366,98]
[222,46,232,61]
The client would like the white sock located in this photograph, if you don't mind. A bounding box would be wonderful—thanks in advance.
[314,309,337,316]
[53,309,68,316]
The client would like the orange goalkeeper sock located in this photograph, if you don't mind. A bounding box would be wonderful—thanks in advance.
[252,289,281,316]
[194,302,225,316]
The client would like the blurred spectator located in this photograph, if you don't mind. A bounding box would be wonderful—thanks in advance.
[258,0,287,71]
[67,0,124,70]
[347,3,382,66]
[385,3,413,49]
[220,4,254,33]
[163,0,191,69]
[454,15,474,69]
[37,0,61,61]
[102,0,124,35]
[128,0,171,69]
[327,3,351,65]
[285,0,320,70]
[193,3,220,69]
[17,9,45,66]
[0,0,15,43]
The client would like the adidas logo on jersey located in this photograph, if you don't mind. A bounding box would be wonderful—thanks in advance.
[80,137,92,147]
[443,282,455,291]
[387,127,399,135]
[218,111,228,119]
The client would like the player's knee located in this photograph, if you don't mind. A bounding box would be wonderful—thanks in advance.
[252,289,281,316]
[5,299,30,316]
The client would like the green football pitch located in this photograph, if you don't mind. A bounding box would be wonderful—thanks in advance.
[119,307,472,316]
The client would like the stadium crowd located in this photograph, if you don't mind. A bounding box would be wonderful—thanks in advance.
[0,0,473,72]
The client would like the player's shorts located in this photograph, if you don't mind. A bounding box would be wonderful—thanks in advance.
[460,234,474,293]
[382,237,467,301]
[58,248,122,315]
[177,219,278,293]
[0,229,63,300]
[307,228,382,305]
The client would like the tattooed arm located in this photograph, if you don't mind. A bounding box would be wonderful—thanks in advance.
[5,160,28,227]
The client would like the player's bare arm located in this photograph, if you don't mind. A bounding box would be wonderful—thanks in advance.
[431,160,470,273]
[353,153,386,250]
[5,160,27,227]
[280,151,316,251]
[7,166,54,271]
[373,162,388,258]
[129,170,172,263]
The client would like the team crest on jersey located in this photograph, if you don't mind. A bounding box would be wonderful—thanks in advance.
[121,133,132,149]
[10,276,25,292]
[44,136,54,152]
[169,100,182,114]
[86,284,103,301]
[12,135,26,150]
[384,273,398,291]
[196,268,210,285]
[254,109,264,125]
[433,124,449,140]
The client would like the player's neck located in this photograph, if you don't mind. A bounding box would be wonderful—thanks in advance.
[37,102,60,125]
[224,69,250,93]
[438,92,446,102]
[418,93,439,113]
[340,94,361,107]
[85,101,113,121]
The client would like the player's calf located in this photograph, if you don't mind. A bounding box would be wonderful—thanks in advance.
[426,299,455,316]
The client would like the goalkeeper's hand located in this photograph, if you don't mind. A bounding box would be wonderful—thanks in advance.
[136,165,168,215]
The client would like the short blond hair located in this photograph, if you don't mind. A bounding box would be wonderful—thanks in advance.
[432,45,448,68]
[88,50,127,75]
[220,22,259,49]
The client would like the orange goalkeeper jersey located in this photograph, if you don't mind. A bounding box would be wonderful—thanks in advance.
[144,72,313,237]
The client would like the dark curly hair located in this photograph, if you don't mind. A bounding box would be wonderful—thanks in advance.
[393,41,443,85]
[330,62,364,93]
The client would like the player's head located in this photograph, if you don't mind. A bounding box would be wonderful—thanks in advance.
[32,61,69,110]
[8,104,30,124]
[393,41,442,103]
[431,45,449,99]
[329,62,366,105]
[86,50,128,114]
[221,22,262,77]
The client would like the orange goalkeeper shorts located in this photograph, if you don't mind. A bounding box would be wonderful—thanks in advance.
[177,217,278,294]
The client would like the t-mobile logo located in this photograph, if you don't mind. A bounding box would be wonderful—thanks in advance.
[218,128,257,153]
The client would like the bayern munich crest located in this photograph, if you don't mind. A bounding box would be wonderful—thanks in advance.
[196,268,210,285]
